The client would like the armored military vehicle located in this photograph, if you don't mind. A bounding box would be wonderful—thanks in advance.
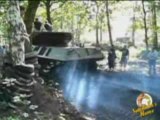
[31,32,104,78]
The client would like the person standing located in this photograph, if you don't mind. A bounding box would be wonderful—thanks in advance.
[108,47,117,71]
[147,48,158,75]
[120,45,129,71]
[44,21,53,32]
[34,18,42,32]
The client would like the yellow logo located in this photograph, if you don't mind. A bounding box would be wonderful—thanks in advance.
[133,92,157,117]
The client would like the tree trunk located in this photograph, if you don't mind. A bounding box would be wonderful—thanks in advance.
[100,24,102,42]
[45,0,52,24]
[7,0,31,65]
[95,2,99,45]
[77,23,81,42]
[96,17,99,45]
[132,16,135,46]
[132,5,136,46]
[105,0,113,47]
[151,2,158,49]
[99,15,103,42]
[24,0,40,34]
[142,1,149,50]
[71,17,74,33]
[60,16,63,29]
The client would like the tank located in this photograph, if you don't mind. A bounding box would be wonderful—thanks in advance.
[31,32,104,76]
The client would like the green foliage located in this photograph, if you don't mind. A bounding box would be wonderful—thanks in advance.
[0,1,10,45]
[51,1,89,32]
[0,19,10,45]
[133,20,144,29]
[0,116,21,120]
[2,0,160,47]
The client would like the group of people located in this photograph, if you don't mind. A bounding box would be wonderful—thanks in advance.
[107,45,129,71]
[34,18,53,32]
[107,45,159,75]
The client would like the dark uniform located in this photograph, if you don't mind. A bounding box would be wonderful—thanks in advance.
[108,48,116,70]
[34,18,42,31]
[44,22,52,32]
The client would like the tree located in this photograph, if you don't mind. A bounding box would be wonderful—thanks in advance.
[95,1,100,45]
[7,0,29,65]
[0,0,36,110]
[131,2,137,47]
[142,0,149,50]
[44,0,52,24]
[99,9,106,42]
[151,1,158,49]
[24,0,40,34]
[105,0,113,47]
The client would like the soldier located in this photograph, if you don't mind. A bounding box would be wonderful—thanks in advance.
[120,45,129,71]
[108,47,117,71]
[34,18,43,32]
[44,20,53,32]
